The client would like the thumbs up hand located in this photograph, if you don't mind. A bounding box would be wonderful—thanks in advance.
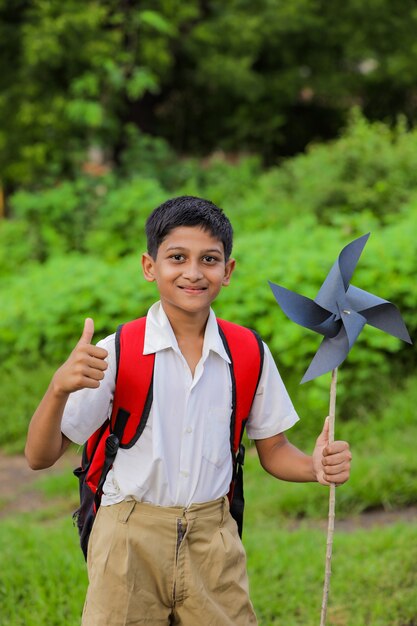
[78,317,95,345]
[52,318,109,396]
[312,417,352,486]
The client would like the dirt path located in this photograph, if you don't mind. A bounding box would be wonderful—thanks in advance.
[0,450,81,518]
[1,452,416,529]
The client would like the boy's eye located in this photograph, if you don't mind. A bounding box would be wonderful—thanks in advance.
[203,255,217,264]
[170,254,185,262]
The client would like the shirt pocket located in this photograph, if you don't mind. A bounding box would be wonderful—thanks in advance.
[203,407,232,468]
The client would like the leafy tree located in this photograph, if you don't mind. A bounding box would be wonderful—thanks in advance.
[2,1,417,190]
[0,0,197,188]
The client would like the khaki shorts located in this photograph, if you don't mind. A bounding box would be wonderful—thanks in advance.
[82,496,258,626]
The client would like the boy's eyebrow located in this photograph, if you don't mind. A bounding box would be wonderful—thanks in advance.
[165,245,223,254]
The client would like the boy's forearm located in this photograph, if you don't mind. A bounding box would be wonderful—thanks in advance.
[25,381,71,470]
[255,422,351,486]
[256,436,317,482]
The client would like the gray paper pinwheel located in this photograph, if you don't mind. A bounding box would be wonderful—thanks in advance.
[269,233,412,383]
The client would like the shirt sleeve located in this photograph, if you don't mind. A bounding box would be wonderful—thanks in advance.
[245,342,299,440]
[60,333,117,445]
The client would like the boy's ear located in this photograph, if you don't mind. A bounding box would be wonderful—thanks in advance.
[142,252,156,282]
[222,258,236,286]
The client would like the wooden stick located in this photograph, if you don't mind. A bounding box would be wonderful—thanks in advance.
[320,366,338,626]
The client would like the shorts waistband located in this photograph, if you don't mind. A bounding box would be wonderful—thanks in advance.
[125,496,228,520]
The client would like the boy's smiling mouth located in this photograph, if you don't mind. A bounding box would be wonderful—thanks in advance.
[179,285,208,292]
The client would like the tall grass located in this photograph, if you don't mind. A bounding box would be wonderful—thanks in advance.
[246,520,417,625]
[1,510,417,625]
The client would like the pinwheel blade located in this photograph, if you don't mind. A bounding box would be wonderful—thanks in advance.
[268,281,339,336]
[301,328,349,384]
[301,310,366,383]
[347,286,412,343]
[315,234,370,312]
[269,232,412,384]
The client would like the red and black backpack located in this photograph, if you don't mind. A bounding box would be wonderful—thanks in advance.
[73,316,264,560]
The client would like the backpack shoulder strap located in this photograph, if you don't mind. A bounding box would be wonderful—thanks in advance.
[216,319,264,454]
[75,316,155,559]
[111,316,155,448]
[217,318,264,537]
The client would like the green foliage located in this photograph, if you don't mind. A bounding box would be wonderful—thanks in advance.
[262,110,417,224]
[1,207,415,447]
[7,174,166,264]
[4,2,417,186]
[159,0,417,157]
[2,114,417,428]
[0,364,54,453]
[0,218,35,278]
[0,0,197,186]
[85,176,166,260]
[10,176,104,259]
[118,125,192,189]
[0,253,157,371]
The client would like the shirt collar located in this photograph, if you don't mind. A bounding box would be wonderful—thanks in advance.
[143,301,231,364]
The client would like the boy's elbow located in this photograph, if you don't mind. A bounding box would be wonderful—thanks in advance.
[259,457,275,477]
[24,446,54,470]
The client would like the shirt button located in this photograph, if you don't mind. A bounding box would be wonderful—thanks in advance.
[180,470,189,478]
[185,427,192,434]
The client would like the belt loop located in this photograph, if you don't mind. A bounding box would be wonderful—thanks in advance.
[220,495,229,527]
[118,499,136,523]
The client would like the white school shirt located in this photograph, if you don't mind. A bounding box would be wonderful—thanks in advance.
[62,302,299,507]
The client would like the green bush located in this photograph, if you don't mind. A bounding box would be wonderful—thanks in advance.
[8,174,166,264]
[10,176,105,260]
[85,176,166,260]
[1,205,415,436]
[0,219,36,278]
[7,110,417,265]
[2,113,416,441]
[6,152,263,264]
[232,110,417,228]
[0,253,158,370]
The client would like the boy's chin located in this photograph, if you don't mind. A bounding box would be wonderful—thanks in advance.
[162,295,218,315]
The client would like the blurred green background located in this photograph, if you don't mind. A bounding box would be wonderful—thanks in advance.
[1,1,416,624]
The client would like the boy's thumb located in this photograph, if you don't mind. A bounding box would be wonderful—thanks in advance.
[79,318,94,345]
[316,416,330,446]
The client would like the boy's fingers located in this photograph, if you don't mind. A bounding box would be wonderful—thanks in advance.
[323,441,350,457]
[83,366,106,382]
[79,376,101,389]
[87,346,109,361]
[86,355,109,370]
[78,318,95,345]
[322,449,352,466]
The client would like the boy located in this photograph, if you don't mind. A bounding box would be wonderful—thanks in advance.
[26,196,351,626]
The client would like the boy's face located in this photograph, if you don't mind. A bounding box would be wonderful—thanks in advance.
[142,226,235,319]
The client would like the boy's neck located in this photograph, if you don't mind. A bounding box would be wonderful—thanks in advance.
[161,303,209,376]
[162,303,209,341]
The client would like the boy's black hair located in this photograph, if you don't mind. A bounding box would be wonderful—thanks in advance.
[146,195,233,260]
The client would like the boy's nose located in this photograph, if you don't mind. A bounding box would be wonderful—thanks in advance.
[182,262,204,281]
